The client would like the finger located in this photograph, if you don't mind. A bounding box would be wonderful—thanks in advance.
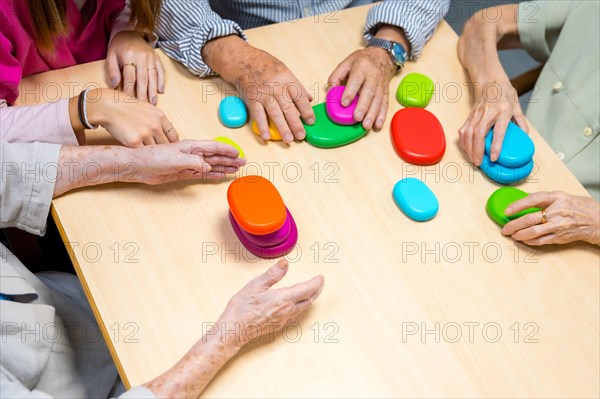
[505,191,555,215]
[141,135,155,146]
[277,96,306,141]
[264,101,293,143]
[251,259,289,290]
[489,114,511,163]
[106,52,121,89]
[136,61,149,102]
[161,118,179,143]
[249,103,270,141]
[327,60,352,88]
[178,154,211,172]
[153,130,170,145]
[354,79,375,123]
[156,57,165,94]
[188,141,241,158]
[502,211,544,236]
[511,222,556,242]
[342,69,365,107]
[374,89,389,131]
[148,66,158,106]
[204,155,245,167]
[362,84,384,130]
[523,233,559,246]
[280,275,325,303]
[290,85,315,125]
[513,112,529,133]
[209,165,241,174]
[122,64,136,97]
[471,109,497,165]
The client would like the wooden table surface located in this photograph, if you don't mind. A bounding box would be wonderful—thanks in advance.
[17,5,599,398]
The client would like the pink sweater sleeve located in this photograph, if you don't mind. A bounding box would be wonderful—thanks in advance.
[0,99,78,145]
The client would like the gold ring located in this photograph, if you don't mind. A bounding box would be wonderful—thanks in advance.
[122,62,135,68]
[541,209,547,224]
[164,125,174,135]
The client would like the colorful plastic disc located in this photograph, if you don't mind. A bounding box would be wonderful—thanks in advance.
[486,187,540,226]
[391,108,446,165]
[392,178,439,222]
[304,103,367,148]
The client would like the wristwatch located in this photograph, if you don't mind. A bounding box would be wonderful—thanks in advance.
[367,37,407,71]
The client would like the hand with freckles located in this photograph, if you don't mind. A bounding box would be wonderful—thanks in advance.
[502,191,600,246]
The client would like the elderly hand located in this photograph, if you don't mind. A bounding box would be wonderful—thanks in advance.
[202,36,315,144]
[126,140,246,185]
[458,75,529,165]
[213,259,325,349]
[106,31,165,105]
[502,191,600,246]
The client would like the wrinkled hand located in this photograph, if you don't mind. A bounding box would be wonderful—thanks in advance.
[328,46,396,131]
[126,140,246,185]
[88,88,178,147]
[215,259,324,348]
[502,191,600,246]
[106,31,165,105]
[459,77,528,165]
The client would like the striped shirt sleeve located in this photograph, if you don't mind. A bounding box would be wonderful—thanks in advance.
[365,0,451,60]
[156,0,247,77]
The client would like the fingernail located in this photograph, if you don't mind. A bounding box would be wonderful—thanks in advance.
[159,85,164,93]
[342,98,350,106]
[364,117,372,127]
[110,79,118,88]
[151,96,157,105]
[355,110,364,120]
[306,117,316,125]
[261,133,270,140]
[376,119,384,127]
[285,134,294,143]
[296,131,306,140]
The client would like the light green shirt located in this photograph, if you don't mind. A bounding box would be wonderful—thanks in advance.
[519,0,600,200]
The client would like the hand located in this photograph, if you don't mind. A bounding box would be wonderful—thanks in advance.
[126,140,246,185]
[502,191,600,246]
[203,36,315,143]
[106,31,165,105]
[328,46,396,131]
[214,259,325,349]
[87,88,179,147]
[458,74,528,165]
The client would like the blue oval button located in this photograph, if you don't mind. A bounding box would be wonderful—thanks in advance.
[219,96,248,128]
[480,154,534,184]
[393,178,439,222]
[485,122,534,167]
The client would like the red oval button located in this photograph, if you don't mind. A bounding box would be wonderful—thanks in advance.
[227,176,287,235]
[391,108,446,165]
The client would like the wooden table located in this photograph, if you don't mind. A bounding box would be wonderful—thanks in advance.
[17,5,599,398]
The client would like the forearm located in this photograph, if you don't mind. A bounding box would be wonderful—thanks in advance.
[458,5,522,85]
[201,35,251,84]
[143,332,239,398]
[53,145,137,197]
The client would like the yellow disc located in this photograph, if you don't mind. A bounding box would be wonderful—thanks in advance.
[213,136,245,158]
[251,119,283,141]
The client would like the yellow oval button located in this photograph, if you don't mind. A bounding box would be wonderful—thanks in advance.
[251,119,283,141]
[214,136,244,158]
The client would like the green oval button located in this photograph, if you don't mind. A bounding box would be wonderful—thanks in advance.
[303,103,367,148]
[214,136,245,158]
[397,73,435,108]
[486,187,540,226]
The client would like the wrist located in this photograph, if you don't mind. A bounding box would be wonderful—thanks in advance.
[86,88,111,126]
[202,35,249,82]
[374,25,411,55]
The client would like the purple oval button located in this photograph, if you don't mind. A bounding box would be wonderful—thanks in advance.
[237,209,292,247]
[326,85,358,126]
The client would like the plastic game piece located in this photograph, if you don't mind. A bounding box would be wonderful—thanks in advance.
[480,154,534,185]
[251,119,283,141]
[303,103,367,148]
[485,121,535,168]
[391,108,446,165]
[486,187,541,226]
[238,209,293,247]
[392,178,439,222]
[219,96,248,128]
[213,136,245,158]
[396,73,435,108]
[229,211,298,258]
[325,85,359,125]
[227,176,287,235]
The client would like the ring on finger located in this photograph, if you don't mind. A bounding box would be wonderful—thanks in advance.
[121,62,135,69]
[164,124,174,135]
[540,209,547,224]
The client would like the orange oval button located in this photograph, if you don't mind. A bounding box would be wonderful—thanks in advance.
[227,176,287,235]
[251,119,283,141]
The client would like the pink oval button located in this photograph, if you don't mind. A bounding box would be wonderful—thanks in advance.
[326,86,358,125]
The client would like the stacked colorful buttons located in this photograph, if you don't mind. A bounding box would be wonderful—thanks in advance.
[227,176,298,258]
[303,85,368,148]
[480,122,535,184]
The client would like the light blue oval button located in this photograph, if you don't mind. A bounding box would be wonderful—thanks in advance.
[485,121,534,167]
[393,178,439,222]
[480,154,534,184]
[219,96,248,128]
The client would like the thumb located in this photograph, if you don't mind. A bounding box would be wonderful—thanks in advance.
[253,259,289,290]
[106,53,121,89]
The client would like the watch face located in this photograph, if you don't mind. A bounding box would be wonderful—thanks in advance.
[391,42,407,64]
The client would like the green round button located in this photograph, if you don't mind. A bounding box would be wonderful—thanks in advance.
[303,103,367,148]
[397,72,435,108]
[214,136,244,158]
[486,187,540,226]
